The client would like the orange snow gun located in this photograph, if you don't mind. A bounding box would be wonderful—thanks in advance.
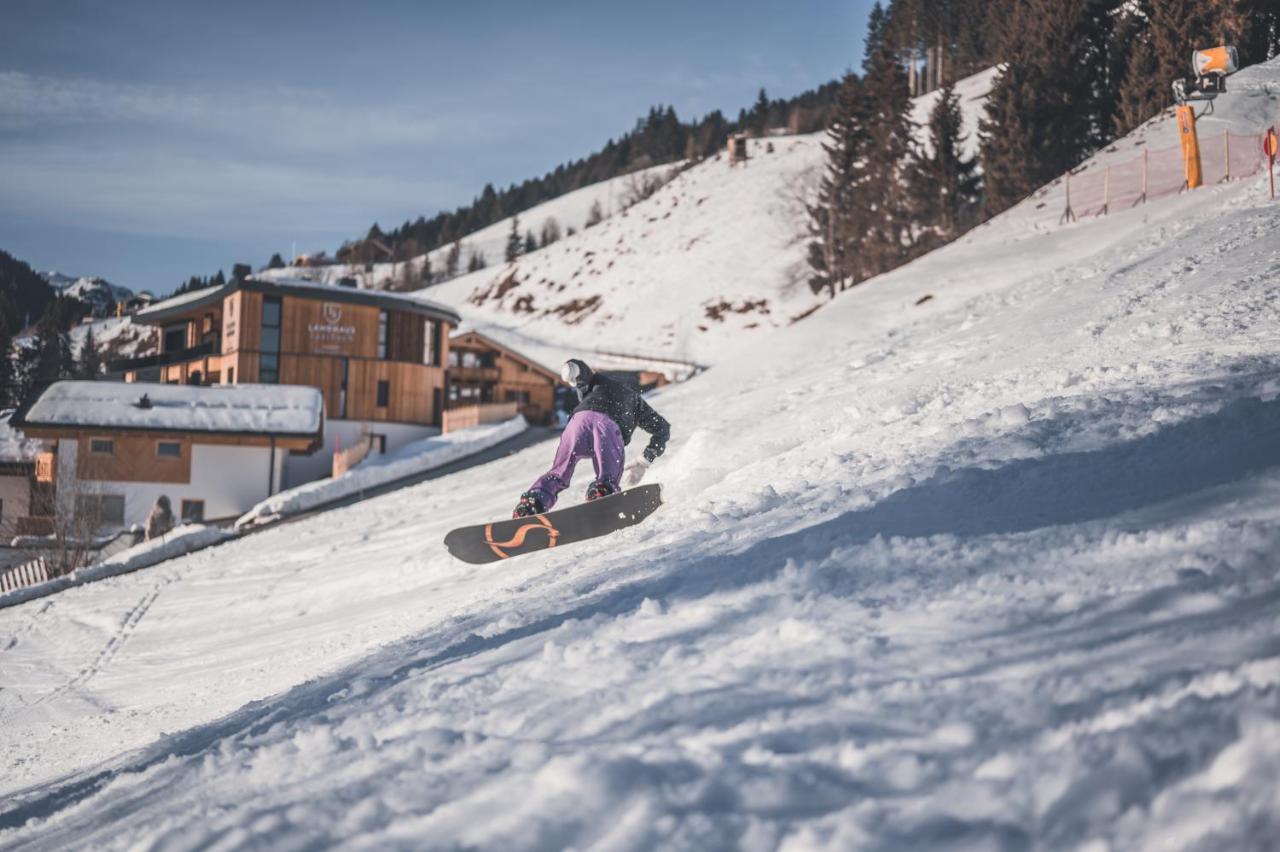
[1175,45,1239,103]
[1193,46,1239,78]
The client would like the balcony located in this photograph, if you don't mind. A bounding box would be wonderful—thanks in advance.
[110,340,218,373]
[448,365,500,382]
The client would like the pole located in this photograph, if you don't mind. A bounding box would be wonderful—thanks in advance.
[1103,165,1110,215]
[1139,148,1148,205]
[1224,130,1230,182]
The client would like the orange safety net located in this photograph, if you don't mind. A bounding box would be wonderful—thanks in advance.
[1062,131,1266,221]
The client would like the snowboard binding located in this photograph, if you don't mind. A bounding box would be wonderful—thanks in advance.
[585,480,617,501]
[512,491,547,518]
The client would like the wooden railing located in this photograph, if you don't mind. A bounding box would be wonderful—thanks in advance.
[442,402,518,434]
[332,434,377,478]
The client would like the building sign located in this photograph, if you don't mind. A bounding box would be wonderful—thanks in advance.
[308,302,357,352]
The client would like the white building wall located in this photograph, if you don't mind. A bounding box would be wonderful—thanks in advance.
[283,419,437,488]
[57,438,281,528]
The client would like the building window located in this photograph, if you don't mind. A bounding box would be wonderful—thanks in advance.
[90,438,114,455]
[378,311,389,359]
[423,320,438,366]
[163,323,187,352]
[260,354,279,384]
[260,296,282,382]
[76,494,125,526]
[181,499,204,523]
[376,380,390,407]
[157,441,182,458]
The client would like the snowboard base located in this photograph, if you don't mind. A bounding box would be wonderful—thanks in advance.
[444,484,662,564]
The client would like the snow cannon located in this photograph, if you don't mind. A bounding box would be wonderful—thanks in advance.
[1193,46,1239,78]
[1174,45,1239,103]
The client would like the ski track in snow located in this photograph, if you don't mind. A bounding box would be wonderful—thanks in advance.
[2,61,1280,851]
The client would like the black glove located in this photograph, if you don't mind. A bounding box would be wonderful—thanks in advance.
[643,443,663,463]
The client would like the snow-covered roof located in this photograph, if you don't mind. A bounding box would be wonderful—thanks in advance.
[0,410,39,464]
[136,278,461,326]
[14,381,324,437]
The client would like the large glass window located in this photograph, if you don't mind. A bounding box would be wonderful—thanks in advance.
[260,354,279,384]
[163,323,187,352]
[156,441,182,458]
[378,311,389,359]
[423,320,437,366]
[260,297,282,383]
[76,494,125,526]
[376,380,390,407]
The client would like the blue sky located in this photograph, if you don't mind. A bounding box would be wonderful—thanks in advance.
[1,1,873,295]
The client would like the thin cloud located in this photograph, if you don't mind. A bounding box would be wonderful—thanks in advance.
[0,71,455,151]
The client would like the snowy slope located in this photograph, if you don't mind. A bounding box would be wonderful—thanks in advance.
[421,72,1000,367]
[258,161,683,291]
[260,70,997,369]
[2,61,1280,849]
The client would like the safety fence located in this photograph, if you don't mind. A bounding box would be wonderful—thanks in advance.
[1061,130,1269,221]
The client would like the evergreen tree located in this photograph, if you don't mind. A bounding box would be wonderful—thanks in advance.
[863,2,889,74]
[0,323,12,407]
[468,250,487,273]
[77,326,102,379]
[446,240,462,278]
[505,216,522,263]
[540,217,562,247]
[913,82,981,246]
[31,298,75,387]
[751,88,771,135]
[807,74,872,297]
[524,230,538,254]
[979,0,1121,219]
[267,253,286,269]
[859,39,921,277]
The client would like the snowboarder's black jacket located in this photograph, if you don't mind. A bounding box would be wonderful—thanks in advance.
[568,360,670,459]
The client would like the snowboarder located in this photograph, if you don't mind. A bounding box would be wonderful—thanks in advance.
[514,359,670,517]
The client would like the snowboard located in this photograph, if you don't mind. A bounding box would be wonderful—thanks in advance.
[444,483,663,564]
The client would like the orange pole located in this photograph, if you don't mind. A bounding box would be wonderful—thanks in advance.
[1177,105,1203,190]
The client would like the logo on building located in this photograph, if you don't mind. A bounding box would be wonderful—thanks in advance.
[308,302,357,352]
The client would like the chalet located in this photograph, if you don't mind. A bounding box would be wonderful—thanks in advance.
[115,276,460,485]
[11,381,324,531]
[446,330,562,425]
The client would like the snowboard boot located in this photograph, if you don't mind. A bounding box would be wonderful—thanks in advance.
[585,479,617,502]
[513,491,547,518]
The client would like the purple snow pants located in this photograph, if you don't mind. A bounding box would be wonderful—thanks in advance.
[528,411,624,510]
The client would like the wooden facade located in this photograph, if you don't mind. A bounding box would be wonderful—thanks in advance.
[124,279,458,429]
[446,331,560,425]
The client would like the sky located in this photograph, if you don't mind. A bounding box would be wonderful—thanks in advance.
[0,0,874,295]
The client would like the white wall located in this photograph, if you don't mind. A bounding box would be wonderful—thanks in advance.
[283,420,437,488]
[56,439,282,528]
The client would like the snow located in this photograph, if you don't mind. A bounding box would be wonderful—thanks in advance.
[0,410,40,463]
[1,59,1279,850]
[0,525,234,611]
[258,161,686,291]
[18,381,324,436]
[236,416,528,527]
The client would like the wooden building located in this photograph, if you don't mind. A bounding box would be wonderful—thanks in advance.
[118,277,460,485]
[446,330,561,425]
[11,381,324,530]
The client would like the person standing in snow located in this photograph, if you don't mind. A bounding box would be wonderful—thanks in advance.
[145,495,174,541]
[514,359,670,517]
